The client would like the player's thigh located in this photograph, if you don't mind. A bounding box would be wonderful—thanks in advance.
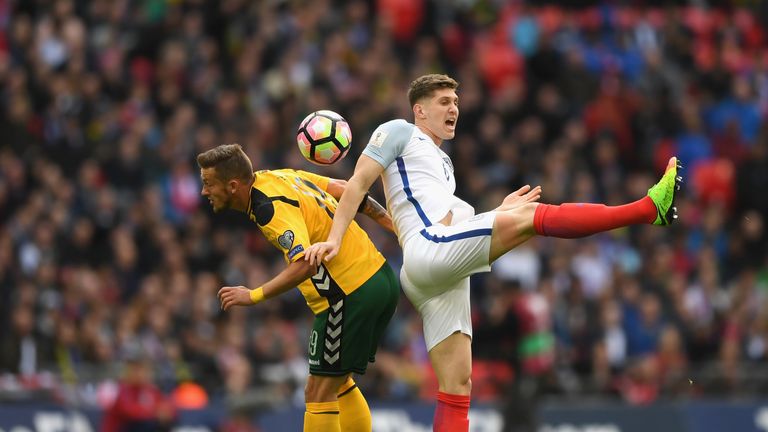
[366,263,400,361]
[403,213,496,291]
[415,277,472,352]
[489,202,538,263]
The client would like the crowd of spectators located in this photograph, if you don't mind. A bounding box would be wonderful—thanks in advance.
[1,0,768,420]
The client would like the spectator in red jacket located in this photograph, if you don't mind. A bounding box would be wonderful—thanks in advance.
[100,353,177,432]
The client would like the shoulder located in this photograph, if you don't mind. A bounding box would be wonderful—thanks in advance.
[256,170,299,192]
[249,187,275,226]
[259,169,289,181]
[368,119,415,150]
[375,119,415,136]
[270,168,295,176]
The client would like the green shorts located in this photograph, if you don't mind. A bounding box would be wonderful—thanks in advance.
[308,262,399,376]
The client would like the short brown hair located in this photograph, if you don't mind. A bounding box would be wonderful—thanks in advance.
[196,144,254,182]
[407,74,459,107]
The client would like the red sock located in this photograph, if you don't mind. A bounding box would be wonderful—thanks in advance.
[434,391,470,432]
[533,197,656,238]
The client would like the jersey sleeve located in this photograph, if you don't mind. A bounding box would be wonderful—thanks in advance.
[292,170,330,192]
[361,119,413,168]
[258,200,310,263]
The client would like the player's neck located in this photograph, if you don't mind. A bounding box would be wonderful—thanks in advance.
[415,123,443,147]
[231,175,255,213]
[231,191,249,213]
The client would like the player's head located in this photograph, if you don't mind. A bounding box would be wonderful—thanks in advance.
[197,144,254,213]
[408,74,459,142]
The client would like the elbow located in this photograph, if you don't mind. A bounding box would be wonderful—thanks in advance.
[327,179,348,200]
[331,178,348,189]
[300,258,319,279]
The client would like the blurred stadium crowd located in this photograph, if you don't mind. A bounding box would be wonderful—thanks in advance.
[1,0,768,418]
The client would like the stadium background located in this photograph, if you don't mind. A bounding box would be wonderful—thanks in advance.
[1,0,767,431]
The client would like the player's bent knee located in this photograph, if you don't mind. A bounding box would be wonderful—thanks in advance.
[497,202,537,228]
[489,203,538,262]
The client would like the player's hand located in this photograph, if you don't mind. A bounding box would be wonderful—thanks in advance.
[499,185,542,210]
[304,241,340,267]
[218,286,252,311]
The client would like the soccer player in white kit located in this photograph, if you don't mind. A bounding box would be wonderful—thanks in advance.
[305,74,682,431]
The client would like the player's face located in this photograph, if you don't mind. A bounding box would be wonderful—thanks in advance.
[421,88,459,141]
[200,167,232,213]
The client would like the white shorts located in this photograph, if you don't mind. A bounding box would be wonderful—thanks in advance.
[400,211,497,351]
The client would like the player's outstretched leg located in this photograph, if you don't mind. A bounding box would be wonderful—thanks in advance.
[489,157,683,263]
[528,156,684,238]
[647,156,683,225]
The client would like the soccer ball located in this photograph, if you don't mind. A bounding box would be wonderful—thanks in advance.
[296,110,352,165]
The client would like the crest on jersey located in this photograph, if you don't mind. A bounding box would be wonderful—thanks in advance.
[278,230,294,250]
[442,157,454,172]
[442,157,453,181]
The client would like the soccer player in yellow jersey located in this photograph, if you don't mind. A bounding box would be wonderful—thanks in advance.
[197,144,400,432]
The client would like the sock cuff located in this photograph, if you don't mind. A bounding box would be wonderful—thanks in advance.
[437,391,470,409]
[306,401,340,414]
[337,377,357,398]
[640,196,657,224]
[533,203,550,236]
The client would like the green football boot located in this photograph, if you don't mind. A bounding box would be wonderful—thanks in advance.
[647,157,683,225]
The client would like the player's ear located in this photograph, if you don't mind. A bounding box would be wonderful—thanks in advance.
[228,179,239,194]
[413,103,425,119]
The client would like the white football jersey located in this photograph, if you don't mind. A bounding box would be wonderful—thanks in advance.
[362,119,475,245]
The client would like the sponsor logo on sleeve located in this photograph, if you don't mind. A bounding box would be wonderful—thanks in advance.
[369,130,388,148]
[288,245,304,260]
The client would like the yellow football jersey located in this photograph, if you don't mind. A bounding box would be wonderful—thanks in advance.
[247,169,386,314]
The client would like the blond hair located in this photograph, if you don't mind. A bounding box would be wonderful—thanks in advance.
[196,144,253,182]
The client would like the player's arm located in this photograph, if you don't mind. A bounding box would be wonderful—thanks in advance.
[306,119,410,265]
[326,178,394,233]
[304,155,384,266]
[219,191,317,310]
[294,170,392,231]
[218,260,316,310]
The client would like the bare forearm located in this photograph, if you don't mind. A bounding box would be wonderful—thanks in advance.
[261,260,315,299]
[327,178,392,233]
[328,178,368,243]
[360,195,394,233]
